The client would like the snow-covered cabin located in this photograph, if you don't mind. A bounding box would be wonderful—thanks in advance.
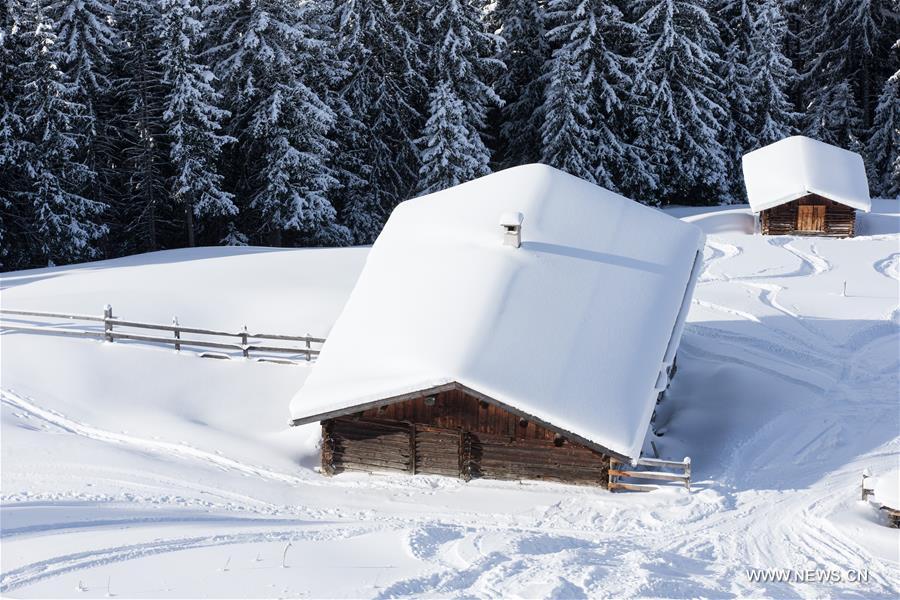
[742,136,871,237]
[289,164,705,486]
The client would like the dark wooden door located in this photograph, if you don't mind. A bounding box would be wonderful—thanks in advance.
[797,205,825,231]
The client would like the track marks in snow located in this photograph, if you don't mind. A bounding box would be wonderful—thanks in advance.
[700,240,742,282]
[766,237,832,277]
[678,340,828,395]
[0,389,311,487]
[691,299,760,322]
[738,281,798,319]
[0,526,370,593]
[874,252,900,281]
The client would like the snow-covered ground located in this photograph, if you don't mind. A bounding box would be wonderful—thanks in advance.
[1,201,898,598]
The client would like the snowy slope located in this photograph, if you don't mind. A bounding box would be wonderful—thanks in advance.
[2,203,899,598]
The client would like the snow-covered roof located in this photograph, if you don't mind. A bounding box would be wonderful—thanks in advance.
[741,136,871,213]
[289,164,705,461]
[874,470,900,510]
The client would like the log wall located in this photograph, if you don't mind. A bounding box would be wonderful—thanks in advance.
[760,195,856,237]
[321,389,610,486]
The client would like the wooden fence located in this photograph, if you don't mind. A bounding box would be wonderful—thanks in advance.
[608,456,691,492]
[0,306,325,364]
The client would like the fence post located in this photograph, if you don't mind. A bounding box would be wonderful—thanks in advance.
[306,334,312,361]
[173,316,181,351]
[683,457,692,491]
[103,304,114,342]
[862,469,873,501]
[241,325,249,358]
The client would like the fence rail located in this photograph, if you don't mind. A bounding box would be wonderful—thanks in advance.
[608,456,691,492]
[0,306,324,364]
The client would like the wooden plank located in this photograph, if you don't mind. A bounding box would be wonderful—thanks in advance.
[331,435,410,448]
[478,461,599,476]
[331,439,410,453]
[249,344,319,355]
[478,448,604,466]
[333,459,410,472]
[609,482,657,492]
[798,205,810,230]
[813,205,825,231]
[333,451,410,465]
[633,457,691,469]
[252,332,326,343]
[0,308,106,322]
[331,432,410,445]
[109,319,241,337]
[608,469,689,482]
[0,324,105,339]
[109,331,242,350]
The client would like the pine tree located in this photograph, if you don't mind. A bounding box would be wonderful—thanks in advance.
[805,78,863,149]
[209,0,345,246]
[749,0,798,146]
[416,0,503,193]
[330,0,425,243]
[633,0,730,204]
[715,0,756,200]
[867,63,900,197]
[540,49,598,183]
[110,0,168,253]
[17,0,107,265]
[417,81,492,193]
[543,0,649,192]
[49,0,114,96]
[48,0,116,222]
[494,0,547,167]
[799,0,897,148]
[157,0,235,247]
[0,0,28,267]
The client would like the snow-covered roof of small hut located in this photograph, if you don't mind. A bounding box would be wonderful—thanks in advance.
[289,164,705,461]
[741,136,871,213]
[874,470,900,510]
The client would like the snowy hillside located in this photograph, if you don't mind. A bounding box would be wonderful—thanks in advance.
[2,202,899,598]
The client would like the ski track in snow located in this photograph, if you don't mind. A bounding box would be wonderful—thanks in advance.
[2,232,900,598]
[766,237,832,277]
[690,298,760,322]
[0,526,373,593]
[874,252,900,281]
[699,239,742,282]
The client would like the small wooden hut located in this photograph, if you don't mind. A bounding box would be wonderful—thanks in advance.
[741,136,871,237]
[289,164,706,487]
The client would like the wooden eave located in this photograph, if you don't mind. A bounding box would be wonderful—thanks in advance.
[289,381,631,463]
[761,190,861,212]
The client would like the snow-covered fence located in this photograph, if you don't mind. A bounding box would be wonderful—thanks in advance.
[608,456,692,492]
[0,306,325,364]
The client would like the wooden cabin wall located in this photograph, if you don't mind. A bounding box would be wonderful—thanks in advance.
[760,196,855,237]
[760,202,798,235]
[321,389,611,486]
